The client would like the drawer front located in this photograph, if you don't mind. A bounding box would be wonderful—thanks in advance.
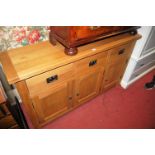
[75,26,116,40]
[74,26,132,41]
[134,53,155,71]
[26,63,74,97]
[108,43,133,65]
[75,52,107,75]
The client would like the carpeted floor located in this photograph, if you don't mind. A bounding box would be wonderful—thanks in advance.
[24,69,155,129]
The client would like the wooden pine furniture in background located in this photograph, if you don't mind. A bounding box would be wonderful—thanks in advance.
[0,33,141,128]
[50,26,139,55]
[0,82,19,129]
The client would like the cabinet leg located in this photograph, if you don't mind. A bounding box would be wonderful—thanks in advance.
[49,31,57,45]
[64,47,78,55]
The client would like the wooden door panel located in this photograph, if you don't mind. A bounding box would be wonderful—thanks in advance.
[104,63,123,85]
[102,60,126,91]
[31,81,72,123]
[75,70,103,106]
[78,73,98,99]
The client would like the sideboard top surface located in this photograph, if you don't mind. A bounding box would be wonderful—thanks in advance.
[0,34,141,84]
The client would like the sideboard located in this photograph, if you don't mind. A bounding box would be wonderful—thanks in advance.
[0,33,141,128]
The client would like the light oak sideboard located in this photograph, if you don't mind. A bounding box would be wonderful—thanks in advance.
[0,33,141,128]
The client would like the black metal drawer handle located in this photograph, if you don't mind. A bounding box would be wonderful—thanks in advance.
[118,49,125,55]
[89,60,97,67]
[46,75,58,83]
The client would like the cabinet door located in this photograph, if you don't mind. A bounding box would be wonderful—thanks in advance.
[26,64,74,124]
[74,69,103,106]
[102,61,126,91]
[30,81,73,124]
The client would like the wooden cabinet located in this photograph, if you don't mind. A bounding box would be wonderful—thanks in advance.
[0,82,18,129]
[0,33,141,128]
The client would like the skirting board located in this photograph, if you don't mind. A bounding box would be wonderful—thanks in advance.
[121,65,155,89]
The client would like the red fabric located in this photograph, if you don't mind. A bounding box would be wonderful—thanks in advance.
[23,69,155,129]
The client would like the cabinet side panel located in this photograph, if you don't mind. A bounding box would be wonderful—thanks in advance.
[15,81,40,128]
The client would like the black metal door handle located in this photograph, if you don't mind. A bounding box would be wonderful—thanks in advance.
[118,49,125,55]
[46,75,58,83]
[89,60,97,67]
